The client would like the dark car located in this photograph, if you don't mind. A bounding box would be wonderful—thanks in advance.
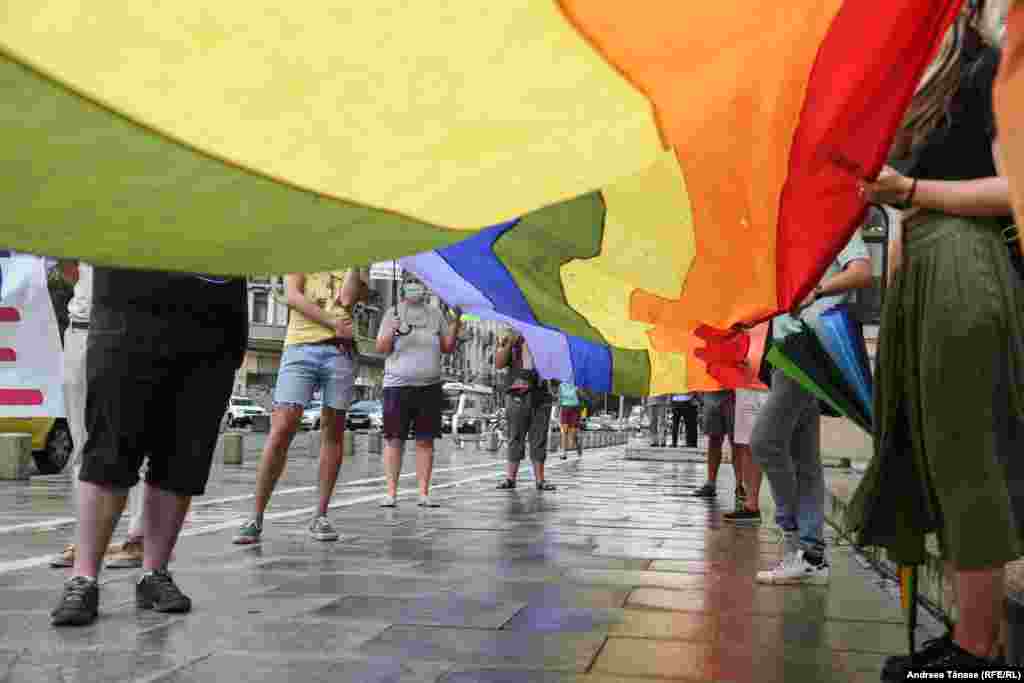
[346,400,382,431]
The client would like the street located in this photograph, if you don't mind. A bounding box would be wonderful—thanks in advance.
[0,433,935,682]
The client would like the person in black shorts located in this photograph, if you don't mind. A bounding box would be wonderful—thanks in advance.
[51,268,246,627]
[375,278,462,508]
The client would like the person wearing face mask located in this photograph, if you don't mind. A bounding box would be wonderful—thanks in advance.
[375,278,462,507]
[495,326,556,491]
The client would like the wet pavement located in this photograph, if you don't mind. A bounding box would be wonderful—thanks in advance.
[0,432,935,681]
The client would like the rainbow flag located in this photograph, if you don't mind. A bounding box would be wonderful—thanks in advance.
[0,1,959,394]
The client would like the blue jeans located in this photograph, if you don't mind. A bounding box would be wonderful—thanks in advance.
[750,369,825,555]
[273,343,355,410]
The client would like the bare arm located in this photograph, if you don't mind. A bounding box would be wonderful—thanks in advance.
[375,308,398,355]
[440,307,462,354]
[791,259,872,315]
[818,259,873,296]
[866,145,1012,217]
[339,268,369,307]
[495,335,517,370]
[910,177,1012,217]
[59,260,79,285]
[284,274,353,340]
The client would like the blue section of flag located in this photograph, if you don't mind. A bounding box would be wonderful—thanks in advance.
[434,221,532,322]
[567,336,612,393]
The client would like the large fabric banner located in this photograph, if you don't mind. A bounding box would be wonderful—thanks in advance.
[0,0,961,394]
[0,253,65,418]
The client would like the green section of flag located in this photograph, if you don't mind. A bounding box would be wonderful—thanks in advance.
[491,194,608,346]
[0,55,468,275]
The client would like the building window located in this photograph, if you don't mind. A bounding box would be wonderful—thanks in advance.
[252,292,269,324]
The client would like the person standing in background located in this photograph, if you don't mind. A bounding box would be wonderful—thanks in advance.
[647,394,670,447]
[50,262,144,570]
[669,393,699,449]
[375,278,462,507]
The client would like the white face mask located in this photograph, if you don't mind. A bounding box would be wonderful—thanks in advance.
[403,284,427,302]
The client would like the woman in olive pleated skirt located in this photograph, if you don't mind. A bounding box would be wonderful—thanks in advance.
[850,3,1024,673]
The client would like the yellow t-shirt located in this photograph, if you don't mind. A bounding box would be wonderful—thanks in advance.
[284,271,356,348]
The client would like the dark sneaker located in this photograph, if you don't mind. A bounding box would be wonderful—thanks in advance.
[881,633,952,680]
[51,576,99,627]
[692,483,716,498]
[724,509,762,525]
[232,519,261,545]
[497,479,517,490]
[881,634,996,681]
[536,480,556,492]
[576,441,583,456]
[137,569,192,613]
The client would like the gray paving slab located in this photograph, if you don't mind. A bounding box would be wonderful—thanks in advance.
[0,437,933,682]
[359,625,607,672]
[153,652,454,683]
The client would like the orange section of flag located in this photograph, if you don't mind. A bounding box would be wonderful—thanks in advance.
[559,1,841,390]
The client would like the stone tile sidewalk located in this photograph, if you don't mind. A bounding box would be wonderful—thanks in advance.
[0,440,929,682]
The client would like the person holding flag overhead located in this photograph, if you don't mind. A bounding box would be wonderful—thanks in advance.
[751,232,871,585]
[233,269,368,546]
[495,326,556,491]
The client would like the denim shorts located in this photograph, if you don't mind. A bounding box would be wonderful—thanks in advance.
[273,343,356,410]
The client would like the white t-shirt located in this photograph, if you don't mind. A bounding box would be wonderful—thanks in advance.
[382,302,448,388]
[66,263,92,324]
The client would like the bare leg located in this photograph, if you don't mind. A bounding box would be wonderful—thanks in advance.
[251,406,302,522]
[560,426,568,451]
[707,434,724,484]
[141,484,191,571]
[72,482,129,579]
[733,442,745,495]
[953,567,1004,659]
[317,407,346,516]
[735,444,763,511]
[506,461,521,481]
[415,439,434,495]
[532,460,545,483]
[384,438,403,498]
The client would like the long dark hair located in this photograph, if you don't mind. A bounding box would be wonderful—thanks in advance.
[892,0,990,159]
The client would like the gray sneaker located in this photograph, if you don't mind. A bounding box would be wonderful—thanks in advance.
[309,515,339,542]
[232,519,262,545]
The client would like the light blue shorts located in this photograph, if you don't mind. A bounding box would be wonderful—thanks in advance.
[273,343,356,411]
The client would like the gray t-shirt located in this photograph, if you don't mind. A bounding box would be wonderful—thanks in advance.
[773,230,870,341]
[383,302,448,388]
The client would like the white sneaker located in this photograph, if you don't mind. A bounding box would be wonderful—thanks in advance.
[418,493,440,508]
[309,515,339,542]
[380,495,398,508]
[756,550,830,585]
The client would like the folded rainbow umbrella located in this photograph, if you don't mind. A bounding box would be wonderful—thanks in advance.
[0,0,960,394]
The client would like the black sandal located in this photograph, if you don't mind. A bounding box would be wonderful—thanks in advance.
[536,481,556,491]
[497,479,517,490]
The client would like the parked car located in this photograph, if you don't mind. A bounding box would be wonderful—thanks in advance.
[300,400,323,430]
[346,400,382,431]
[0,416,73,474]
[224,395,267,428]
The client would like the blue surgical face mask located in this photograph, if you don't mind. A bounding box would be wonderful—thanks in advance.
[403,283,427,302]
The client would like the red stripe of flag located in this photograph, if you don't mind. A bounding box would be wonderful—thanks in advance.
[776,0,963,309]
[0,349,14,362]
[0,389,44,406]
[0,307,20,322]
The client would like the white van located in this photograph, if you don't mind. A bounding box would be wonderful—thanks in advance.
[441,382,494,434]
